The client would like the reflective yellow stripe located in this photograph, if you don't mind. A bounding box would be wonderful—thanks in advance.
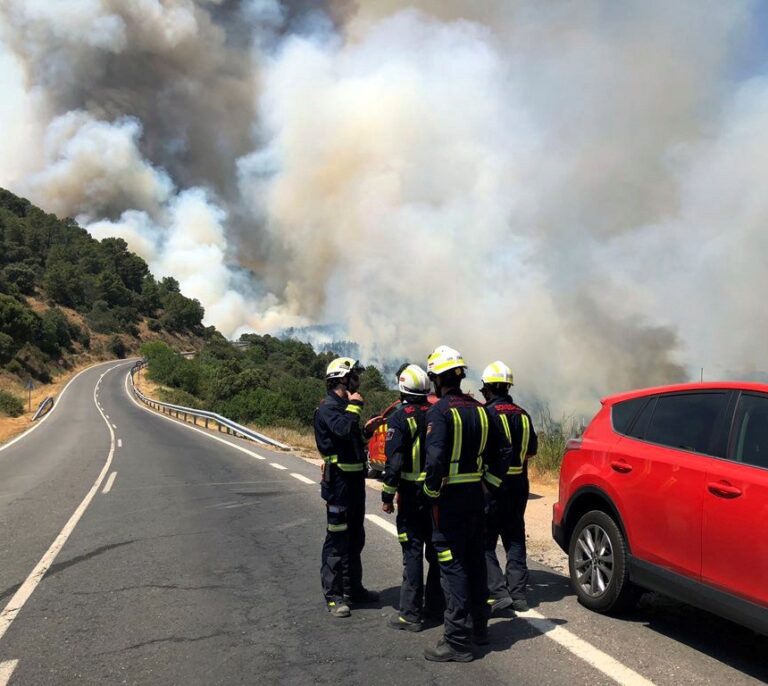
[335,462,365,472]
[449,408,462,476]
[323,454,338,464]
[346,403,362,415]
[398,532,408,542]
[477,407,488,456]
[382,483,397,494]
[521,414,530,465]
[437,549,453,562]
[328,523,348,532]
[430,358,465,373]
[483,471,502,488]
[499,414,512,444]
[423,483,441,498]
[401,416,422,482]
[507,466,523,475]
[444,472,482,484]
[401,472,426,482]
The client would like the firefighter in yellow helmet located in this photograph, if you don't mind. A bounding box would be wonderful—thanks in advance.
[421,346,512,662]
[314,357,379,617]
[480,361,538,613]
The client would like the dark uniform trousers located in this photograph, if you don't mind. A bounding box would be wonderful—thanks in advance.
[396,485,442,622]
[485,476,529,601]
[321,468,366,602]
[432,490,489,651]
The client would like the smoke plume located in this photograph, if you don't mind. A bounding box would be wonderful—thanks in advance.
[1,0,767,412]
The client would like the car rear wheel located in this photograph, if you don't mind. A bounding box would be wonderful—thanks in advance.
[568,510,637,613]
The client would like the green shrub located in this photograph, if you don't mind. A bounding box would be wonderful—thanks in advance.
[109,335,127,359]
[0,390,24,417]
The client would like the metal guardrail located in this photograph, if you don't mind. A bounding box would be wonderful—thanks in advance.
[32,396,54,421]
[129,362,290,450]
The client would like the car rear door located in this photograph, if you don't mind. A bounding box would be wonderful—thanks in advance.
[702,392,768,606]
[610,391,729,579]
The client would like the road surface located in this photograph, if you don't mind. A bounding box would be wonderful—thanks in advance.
[0,361,765,685]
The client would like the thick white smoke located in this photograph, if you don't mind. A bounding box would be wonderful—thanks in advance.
[1,0,767,412]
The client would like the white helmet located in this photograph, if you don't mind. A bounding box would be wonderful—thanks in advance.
[481,360,514,386]
[326,357,362,380]
[426,345,467,376]
[398,364,430,395]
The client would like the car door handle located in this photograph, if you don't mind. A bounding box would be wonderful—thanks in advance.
[610,460,633,474]
[707,481,742,499]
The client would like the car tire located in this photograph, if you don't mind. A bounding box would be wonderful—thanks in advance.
[568,509,638,614]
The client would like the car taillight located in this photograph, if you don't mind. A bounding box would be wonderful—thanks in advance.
[565,438,582,451]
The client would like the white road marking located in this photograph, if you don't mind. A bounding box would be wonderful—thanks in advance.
[125,372,274,462]
[102,471,117,494]
[112,423,117,429]
[0,359,119,455]
[291,473,315,485]
[0,660,19,686]
[105,415,110,420]
[118,439,122,448]
[365,513,655,686]
[365,513,398,537]
[270,462,287,470]
[0,365,122,644]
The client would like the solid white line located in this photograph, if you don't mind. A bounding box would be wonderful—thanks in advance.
[365,513,398,537]
[102,471,117,494]
[364,514,655,686]
[0,660,19,686]
[0,359,121,455]
[124,372,272,463]
[270,462,287,470]
[0,365,122,644]
[290,473,315,485]
[117,439,123,448]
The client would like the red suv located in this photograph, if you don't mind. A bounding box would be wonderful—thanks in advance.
[553,382,768,634]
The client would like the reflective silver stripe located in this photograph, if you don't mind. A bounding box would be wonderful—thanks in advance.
[401,471,426,482]
[335,462,365,472]
[401,416,422,482]
[444,472,482,484]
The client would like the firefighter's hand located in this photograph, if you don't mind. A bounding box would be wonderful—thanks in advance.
[382,502,395,514]
[348,391,364,403]
[320,462,326,479]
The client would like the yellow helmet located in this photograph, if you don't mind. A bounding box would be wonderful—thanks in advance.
[481,360,514,386]
[426,345,466,376]
[326,357,363,380]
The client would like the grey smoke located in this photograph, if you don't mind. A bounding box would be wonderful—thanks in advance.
[1,0,766,413]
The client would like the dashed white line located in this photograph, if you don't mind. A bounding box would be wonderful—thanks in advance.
[365,513,655,686]
[112,423,117,429]
[0,660,19,686]
[290,473,315,485]
[270,462,287,470]
[102,471,117,494]
[117,439,123,448]
[0,365,121,644]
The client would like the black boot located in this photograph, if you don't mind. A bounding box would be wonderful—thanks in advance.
[424,638,473,663]
[511,598,529,612]
[473,623,490,646]
[388,613,423,632]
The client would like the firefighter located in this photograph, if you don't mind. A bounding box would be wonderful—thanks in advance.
[480,361,538,613]
[380,364,443,632]
[422,346,512,662]
[315,357,379,617]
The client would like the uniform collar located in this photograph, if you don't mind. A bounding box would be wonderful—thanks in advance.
[486,394,513,407]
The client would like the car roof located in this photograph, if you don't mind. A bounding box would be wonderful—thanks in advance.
[601,381,768,406]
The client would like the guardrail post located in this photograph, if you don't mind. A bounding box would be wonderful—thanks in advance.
[205,418,209,428]
[183,412,187,422]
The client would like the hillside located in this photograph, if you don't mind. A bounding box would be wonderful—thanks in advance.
[0,188,214,415]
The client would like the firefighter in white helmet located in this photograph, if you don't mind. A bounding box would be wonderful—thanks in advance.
[421,346,512,662]
[381,364,443,632]
[314,357,379,617]
[480,361,538,613]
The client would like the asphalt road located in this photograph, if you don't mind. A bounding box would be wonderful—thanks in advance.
[0,360,766,685]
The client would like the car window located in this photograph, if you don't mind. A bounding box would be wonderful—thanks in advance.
[644,392,726,455]
[730,394,768,469]
[611,396,649,435]
[627,396,656,439]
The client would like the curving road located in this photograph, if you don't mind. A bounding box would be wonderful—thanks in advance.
[0,361,765,685]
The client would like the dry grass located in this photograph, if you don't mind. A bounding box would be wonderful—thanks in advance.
[0,360,98,446]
